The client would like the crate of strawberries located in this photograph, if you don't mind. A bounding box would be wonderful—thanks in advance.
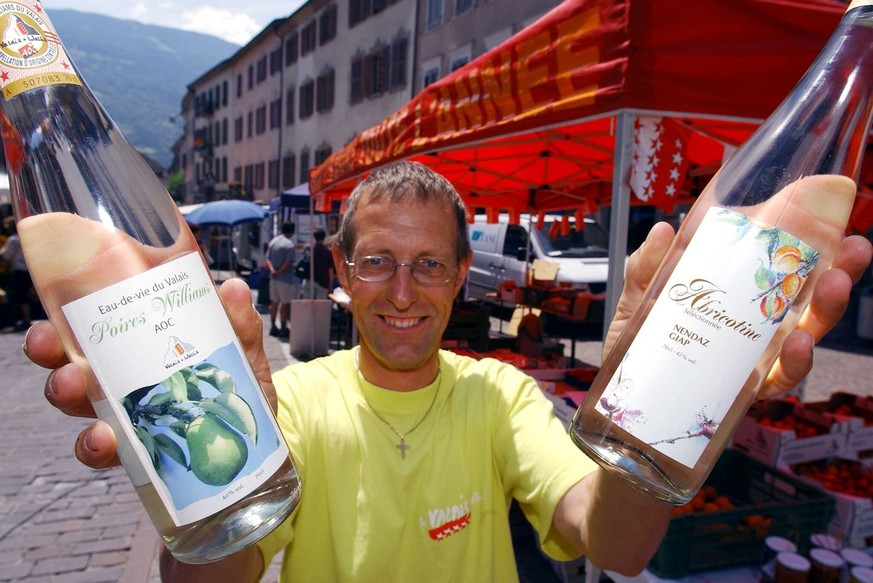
[791,457,873,545]
[805,391,873,459]
[731,398,848,466]
[647,449,834,579]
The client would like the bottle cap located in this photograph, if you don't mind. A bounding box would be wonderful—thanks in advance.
[765,536,797,553]
[777,551,811,571]
[811,547,845,566]
[852,567,873,583]
[810,533,841,551]
[843,548,873,569]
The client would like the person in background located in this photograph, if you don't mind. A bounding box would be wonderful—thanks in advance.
[24,162,873,581]
[265,222,297,339]
[310,227,335,299]
[188,223,213,267]
[1,217,32,331]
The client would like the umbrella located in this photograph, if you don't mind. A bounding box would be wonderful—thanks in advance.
[183,199,268,227]
[183,200,268,278]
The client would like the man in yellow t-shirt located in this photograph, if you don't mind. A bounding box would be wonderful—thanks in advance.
[26,161,872,581]
[260,348,596,581]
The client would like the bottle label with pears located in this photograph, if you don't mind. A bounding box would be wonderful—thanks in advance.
[58,246,289,526]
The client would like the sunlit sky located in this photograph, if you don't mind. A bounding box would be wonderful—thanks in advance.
[41,1,306,45]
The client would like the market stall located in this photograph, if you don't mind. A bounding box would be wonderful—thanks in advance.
[310,0,872,331]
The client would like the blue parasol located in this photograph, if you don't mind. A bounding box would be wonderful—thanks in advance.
[183,199,268,227]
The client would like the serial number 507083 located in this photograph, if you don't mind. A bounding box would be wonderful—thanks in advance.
[23,74,63,88]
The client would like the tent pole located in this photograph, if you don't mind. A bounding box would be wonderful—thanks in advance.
[603,110,634,340]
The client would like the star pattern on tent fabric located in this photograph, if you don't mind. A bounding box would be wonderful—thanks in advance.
[629,116,691,212]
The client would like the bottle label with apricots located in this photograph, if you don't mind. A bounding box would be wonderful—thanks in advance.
[594,206,819,468]
[63,252,289,526]
[0,2,82,100]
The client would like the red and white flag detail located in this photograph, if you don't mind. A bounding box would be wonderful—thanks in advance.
[630,117,691,212]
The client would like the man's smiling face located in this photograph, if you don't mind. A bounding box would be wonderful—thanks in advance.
[334,195,470,389]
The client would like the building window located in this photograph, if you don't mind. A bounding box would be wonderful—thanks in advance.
[389,36,407,89]
[256,105,267,134]
[247,111,253,138]
[350,38,405,104]
[319,4,337,46]
[257,56,268,83]
[222,118,228,145]
[348,0,367,27]
[270,99,282,129]
[234,116,243,142]
[316,69,335,113]
[282,154,296,188]
[350,56,364,104]
[315,144,332,166]
[236,74,242,97]
[454,0,473,16]
[222,80,228,106]
[368,45,389,96]
[285,32,298,65]
[301,20,317,55]
[248,65,254,89]
[244,165,253,194]
[234,167,242,183]
[255,162,265,191]
[222,157,228,183]
[286,88,295,125]
[300,150,310,182]
[270,47,282,75]
[300,80,315,118]
[373,0,387,14]
[451,56,469,71]
[425,0,443,29]
[193,127,206,151]
[268,159,280,189]
[423,66,440,87]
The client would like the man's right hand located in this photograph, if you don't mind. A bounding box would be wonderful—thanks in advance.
[25,277,276,470]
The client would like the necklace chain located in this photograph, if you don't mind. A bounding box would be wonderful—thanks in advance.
[356,361,440,460]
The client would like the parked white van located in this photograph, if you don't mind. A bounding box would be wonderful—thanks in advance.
[466,214,611,301]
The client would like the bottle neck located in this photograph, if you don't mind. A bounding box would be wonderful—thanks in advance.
[720,3,873,208]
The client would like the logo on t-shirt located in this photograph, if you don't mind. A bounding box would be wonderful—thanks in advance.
[429,512,471,541]
[424,491,479,541]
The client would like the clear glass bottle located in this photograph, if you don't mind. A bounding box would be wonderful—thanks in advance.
[570,0,873,504]
[0,1,300,562]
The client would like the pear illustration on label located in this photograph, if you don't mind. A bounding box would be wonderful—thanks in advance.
[123,361,260,487]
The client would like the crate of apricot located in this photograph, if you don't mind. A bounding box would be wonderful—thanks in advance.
[647,449,834,579]
[731,397,848,466]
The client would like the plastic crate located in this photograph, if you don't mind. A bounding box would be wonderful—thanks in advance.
[647,449,835,579]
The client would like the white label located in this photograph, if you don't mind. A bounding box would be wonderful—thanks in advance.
[62,253,289,526]
[594,207,819,468]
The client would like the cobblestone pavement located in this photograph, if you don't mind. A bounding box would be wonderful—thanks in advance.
[2,293,870,582]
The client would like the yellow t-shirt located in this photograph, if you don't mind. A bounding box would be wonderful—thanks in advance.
[258,347,597,582]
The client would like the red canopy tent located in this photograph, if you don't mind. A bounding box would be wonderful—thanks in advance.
[310,0,866,323]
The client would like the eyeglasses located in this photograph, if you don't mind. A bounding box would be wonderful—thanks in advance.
[345,255,456,287]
